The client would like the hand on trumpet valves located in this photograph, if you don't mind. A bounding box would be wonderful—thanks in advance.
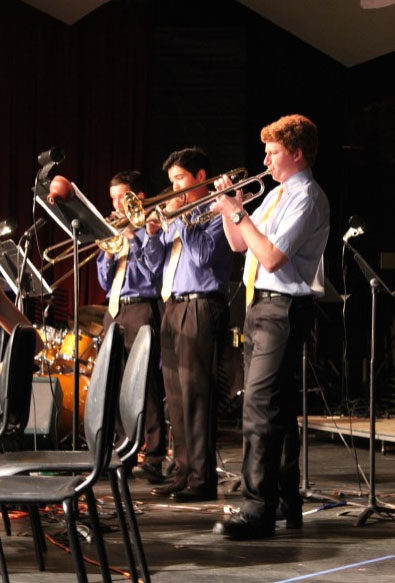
[211,175,243,217]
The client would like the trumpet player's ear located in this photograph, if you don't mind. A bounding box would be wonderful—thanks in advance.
[196,168,206,182]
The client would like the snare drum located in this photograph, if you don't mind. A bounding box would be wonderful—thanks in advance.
[58,330,97,371]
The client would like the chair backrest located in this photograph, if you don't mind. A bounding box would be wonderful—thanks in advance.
[0,325,36,440]
[117,324,153,462]
[79,322,124,489]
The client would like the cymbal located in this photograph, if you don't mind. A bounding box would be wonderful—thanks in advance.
[68,304,107,336]
[79,305,107,321]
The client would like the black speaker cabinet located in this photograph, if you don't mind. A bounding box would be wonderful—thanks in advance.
[24,376,63,449]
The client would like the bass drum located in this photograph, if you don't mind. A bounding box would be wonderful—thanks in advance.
[53,373,91,441]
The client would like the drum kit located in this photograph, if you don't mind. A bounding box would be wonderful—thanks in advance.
[33,305,107,442]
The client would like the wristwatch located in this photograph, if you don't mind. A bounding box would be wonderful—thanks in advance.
[230,210,247,225]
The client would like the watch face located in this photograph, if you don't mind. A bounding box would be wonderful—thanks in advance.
[231,211,243,224]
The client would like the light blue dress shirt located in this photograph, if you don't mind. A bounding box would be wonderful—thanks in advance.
[245,168,330,297]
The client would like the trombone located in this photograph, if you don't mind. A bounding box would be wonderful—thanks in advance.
[42,167,249,287]
[156,168,272,230]
[43,191,153,288]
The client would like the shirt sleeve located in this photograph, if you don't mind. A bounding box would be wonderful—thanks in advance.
[141,231,166,277]
[96,250,116,293]
[269,193,322,258]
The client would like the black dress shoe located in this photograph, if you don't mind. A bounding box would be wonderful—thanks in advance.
[213,513,275,540]
[276,502,303,528]
[170,487,217,503]
[150,482,186,497]
[132,463,165,484]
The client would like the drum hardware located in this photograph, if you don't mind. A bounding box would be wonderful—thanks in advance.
[34,325,64,374]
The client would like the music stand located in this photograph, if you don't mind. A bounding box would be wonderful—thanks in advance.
[36,180,117,450]
[344,240,395,526]
[0,239,52,299]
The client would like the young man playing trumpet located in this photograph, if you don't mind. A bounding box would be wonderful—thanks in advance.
[96,170,167,483]
[211,114,330,539]
[143,147,233,502]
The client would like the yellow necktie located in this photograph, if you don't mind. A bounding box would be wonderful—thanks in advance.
[245,186,284,307]
[161,232,182,302]
[108,236,130,318]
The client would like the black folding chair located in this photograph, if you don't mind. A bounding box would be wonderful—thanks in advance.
[0,321,124,583]
[0,324,153,583]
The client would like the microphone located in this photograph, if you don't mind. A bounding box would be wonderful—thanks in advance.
[23,217,47,238]
[343,215,366,243]
[37,147,65,167]
[37,146,65,183]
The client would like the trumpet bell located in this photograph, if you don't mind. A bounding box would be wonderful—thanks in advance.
[96,234,124,255]
[123,191,146,229]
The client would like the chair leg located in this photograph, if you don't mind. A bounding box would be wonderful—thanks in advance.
[63,498,88,583]
[117,466,151,583]
[0,507,11,537]
[108,470,139,583]
[0,536,10,583]
[84,488,112,583]
[28,506,46,571]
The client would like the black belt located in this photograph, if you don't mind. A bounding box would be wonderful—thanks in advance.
[119,297,157,305]
[255,290,314,302]
[255,289,288,299]
[171,292,225,303]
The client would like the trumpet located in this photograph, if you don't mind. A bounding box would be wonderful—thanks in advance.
[156,168,271,230]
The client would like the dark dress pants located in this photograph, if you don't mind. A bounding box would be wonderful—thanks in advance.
[103,300,166,465]
[160,296,229,491]
[241,295,314,519]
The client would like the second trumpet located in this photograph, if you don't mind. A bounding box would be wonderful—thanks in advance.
[156,168,271,230]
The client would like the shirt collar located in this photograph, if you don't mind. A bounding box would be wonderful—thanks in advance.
[282,167,313,196]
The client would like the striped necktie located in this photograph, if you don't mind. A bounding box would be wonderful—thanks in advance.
[245,185,284,307]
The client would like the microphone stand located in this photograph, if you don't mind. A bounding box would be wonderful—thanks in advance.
[344,240,395,526]
[15,231,34,313]
[71,219,80,452]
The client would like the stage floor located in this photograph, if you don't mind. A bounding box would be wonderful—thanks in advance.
[2,426,395,582]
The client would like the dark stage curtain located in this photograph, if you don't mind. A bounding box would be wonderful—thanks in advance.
[1,0,152,322]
